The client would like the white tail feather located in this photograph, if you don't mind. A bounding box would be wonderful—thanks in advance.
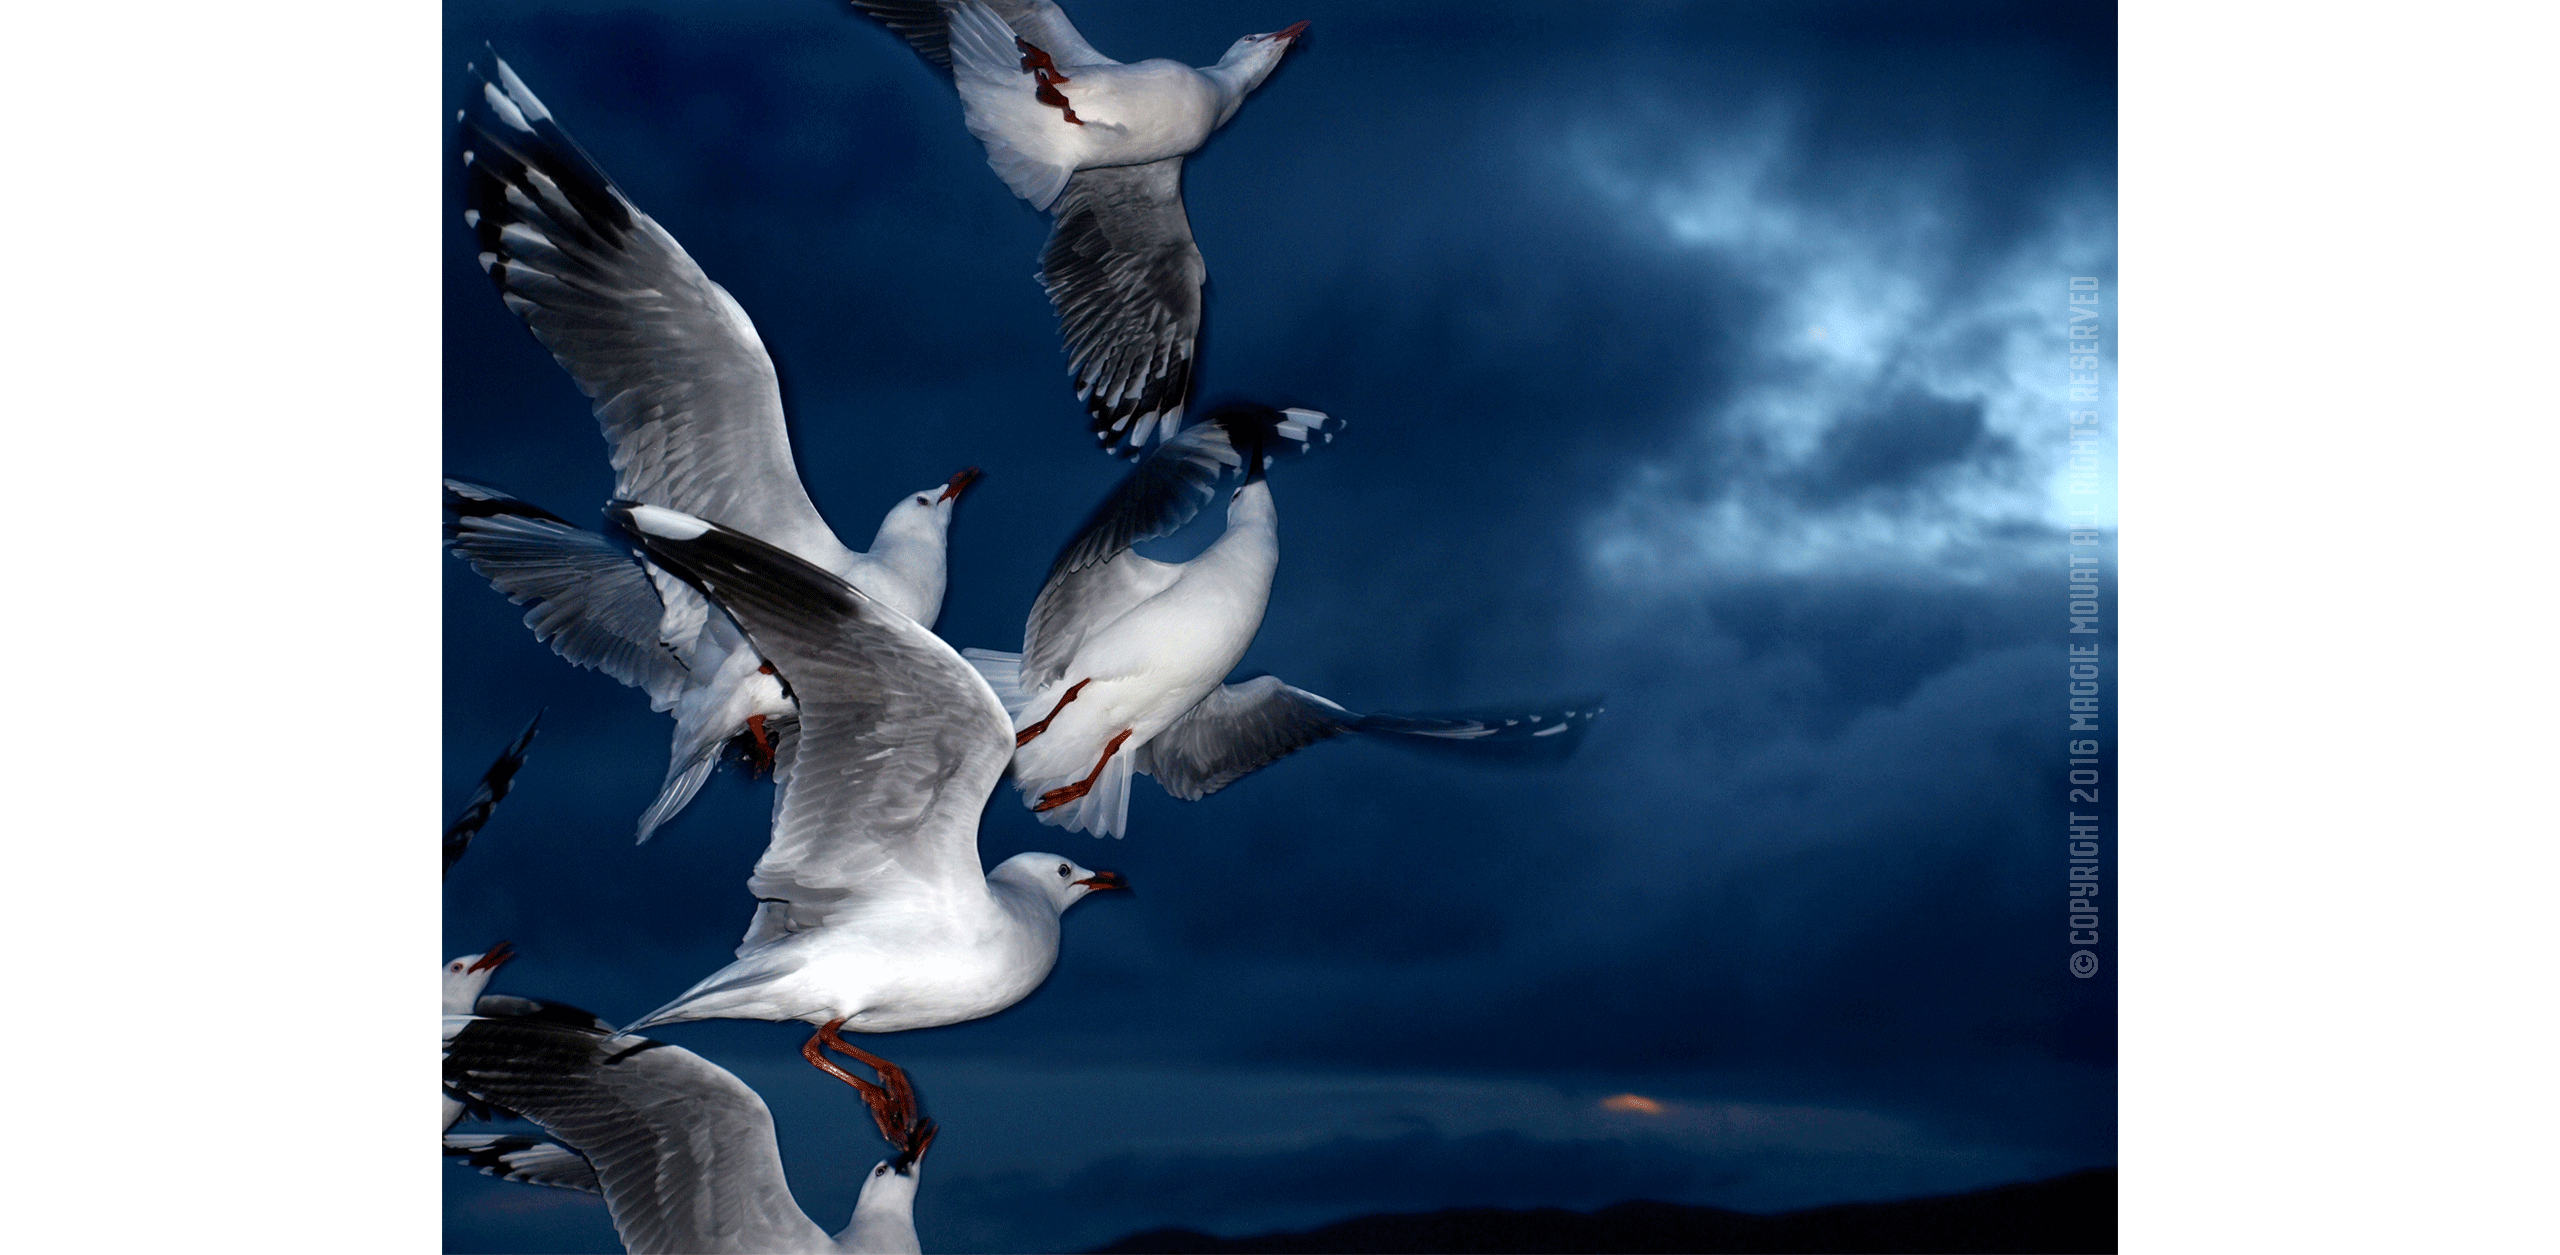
[1031,745,1135,839]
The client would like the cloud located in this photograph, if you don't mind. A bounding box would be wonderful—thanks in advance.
[1560,87,2117,587]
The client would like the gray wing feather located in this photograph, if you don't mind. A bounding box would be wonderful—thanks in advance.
[1137,684,1610,799]
[845,0,1118,70]
[443,1132,602,1195]
[473,993,616,1033]
[1134,677,1358,801]
[461,59,851,570]
[445,481,693,708]
[1044,159,1201,455]
[443,1018,829,1254]
[618,508,1014,940]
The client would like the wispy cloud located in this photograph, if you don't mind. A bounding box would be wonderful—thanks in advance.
[1565,103,2116,587]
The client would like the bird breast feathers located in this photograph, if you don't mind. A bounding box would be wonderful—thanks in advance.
[1056,61,1222,159]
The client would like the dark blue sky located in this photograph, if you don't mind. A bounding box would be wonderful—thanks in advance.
[441,2,2116,1250]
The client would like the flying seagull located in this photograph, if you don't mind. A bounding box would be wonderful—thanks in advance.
[964,403,1602,838]
[445,1014,938,1254]
[609,501,1126,1117]
[844,0,1311,455]
[451,55,980,839]
[442,944,614,1133]
[438,951,609,1199]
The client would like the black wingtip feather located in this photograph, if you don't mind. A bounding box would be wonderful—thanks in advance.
[605,502,878,672]
[443,478,574,527]
[456,54,639,294]
[443,710,543,878]
[1352,697,1607,764]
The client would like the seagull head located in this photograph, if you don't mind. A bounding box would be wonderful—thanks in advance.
[993,853,1131,913]
[442,942,515,1013]
[849,1130,931,1228]
[1210,19,1309,111]
[877,468,980,545]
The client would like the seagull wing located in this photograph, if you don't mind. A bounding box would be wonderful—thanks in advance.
[1132,677,1356,801]
[473,993,617,1033]
[443,1132,601,1195]
[1019,405,1337,692]
[459,57,852,571]
[443,1017,829,1254]
[1044,159,1202,456]
[444,481,695,710]
[443,711,543,878]
[844,0,1118,70]
[616,505,1014,943]
[1348,699,1606,761]
[1138,683,1609,800]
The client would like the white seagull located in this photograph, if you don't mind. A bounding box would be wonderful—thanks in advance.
[608,501,1126,1115]
[845,0,1311,455]
[963,403,1603,838]
[450,56,981,840]
[445,1014,938,1254]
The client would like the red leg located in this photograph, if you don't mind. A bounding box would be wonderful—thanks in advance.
[744,714,776,774]
[1035,728,1133,812]
[816,1026,921,1145]
[1016,678,1091,747]
[813,1020,933,1150]
[800,1018,890,1109]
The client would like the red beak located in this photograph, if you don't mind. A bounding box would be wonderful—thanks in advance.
[1270,20,1311,41]
[939,467,981,502]
[465,941,515,974]
[1072,870,1130,893]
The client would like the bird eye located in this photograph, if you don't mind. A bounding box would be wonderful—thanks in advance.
[874,1164,889,1177]
[915,496,930,506]
[1057,862,1072,878]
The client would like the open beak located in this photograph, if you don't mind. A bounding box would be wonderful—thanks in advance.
[465,941,515,974]
[1072,870,1129,893]
[939,467,981,502]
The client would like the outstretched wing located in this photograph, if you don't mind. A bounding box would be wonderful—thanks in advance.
[444,480,695,710]
[1139,682,1607,801]
[443,1016,827,1254]
[1044,159,1202,456]
[458,56,852,570]
[1020,405,1336,692]
[844,0,1118,71]
[443,712,543,878]
[1133,677,1355,801]
[615,505,1015,942]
